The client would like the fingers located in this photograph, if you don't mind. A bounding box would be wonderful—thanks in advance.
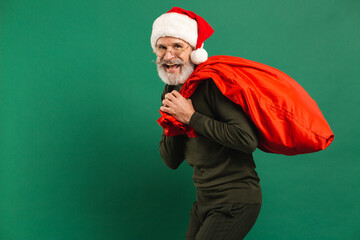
[164,92,176,101]
[160,105,173,115]
[162,99,173,107]
[164,90,184,104]
[165,90,183,102]
[171,90,182,98]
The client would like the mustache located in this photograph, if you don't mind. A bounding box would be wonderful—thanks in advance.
[154,58,184,66]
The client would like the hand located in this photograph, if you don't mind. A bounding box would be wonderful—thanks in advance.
[160,90,195,125]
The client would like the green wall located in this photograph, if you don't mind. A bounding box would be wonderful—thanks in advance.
[1,0,359,239]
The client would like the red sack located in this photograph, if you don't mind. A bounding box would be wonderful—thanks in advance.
[157,55,334,155]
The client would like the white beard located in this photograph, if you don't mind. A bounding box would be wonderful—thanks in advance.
[157,61,195,85]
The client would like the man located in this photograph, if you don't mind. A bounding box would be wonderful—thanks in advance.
[151,7,262,240]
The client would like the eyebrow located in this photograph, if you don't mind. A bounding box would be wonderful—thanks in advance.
[157,42,184,47]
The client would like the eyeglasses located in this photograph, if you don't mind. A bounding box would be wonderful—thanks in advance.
[153,45,190,58]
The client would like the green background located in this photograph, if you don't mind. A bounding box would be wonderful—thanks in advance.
[1,0,359,239]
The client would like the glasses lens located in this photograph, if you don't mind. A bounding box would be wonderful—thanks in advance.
[155,48,165,57]
[154,46,186,57]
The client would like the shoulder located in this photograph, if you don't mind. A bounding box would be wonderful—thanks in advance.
[193,78,217,93]
[202,79,247,116]
[195,78,225,101]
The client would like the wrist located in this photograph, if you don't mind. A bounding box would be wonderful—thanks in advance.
[185,110,195,125]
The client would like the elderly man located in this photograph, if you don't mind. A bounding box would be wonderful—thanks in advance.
[151,7,262,240]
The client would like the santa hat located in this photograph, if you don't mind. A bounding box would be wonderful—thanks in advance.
[151,7,214,65]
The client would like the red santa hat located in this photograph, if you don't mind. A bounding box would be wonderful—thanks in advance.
[151,7,214,64]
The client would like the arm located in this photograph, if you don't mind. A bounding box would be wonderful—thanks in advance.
[159,81,258,154]
[159,85,185,169]
[189,80,258,153]
[159,130,185,169]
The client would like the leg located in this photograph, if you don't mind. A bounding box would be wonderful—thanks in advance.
[185,202,202,240]
[194,203,261,240]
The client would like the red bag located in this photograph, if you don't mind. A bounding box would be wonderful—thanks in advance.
[157,55,334,155]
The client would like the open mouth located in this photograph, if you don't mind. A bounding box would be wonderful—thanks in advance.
[164,63,181,72]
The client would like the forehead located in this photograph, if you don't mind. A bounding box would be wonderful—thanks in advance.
[156,37,190,46]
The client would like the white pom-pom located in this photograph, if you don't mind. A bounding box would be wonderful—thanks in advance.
[190,48,208,65]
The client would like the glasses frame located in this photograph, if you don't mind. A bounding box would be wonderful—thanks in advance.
[153,45,190,58]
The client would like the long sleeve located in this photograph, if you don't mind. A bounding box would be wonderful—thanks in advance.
[188,80,258,153]
[159,84,185,169]
[159,130,185,169]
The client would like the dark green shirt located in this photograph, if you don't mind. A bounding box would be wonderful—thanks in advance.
[159,79,262,204]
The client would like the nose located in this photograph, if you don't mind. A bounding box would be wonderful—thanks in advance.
[163,50,175,61]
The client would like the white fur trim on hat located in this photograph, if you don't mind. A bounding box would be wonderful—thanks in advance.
[151,12,198,49]
[190,47,208,64]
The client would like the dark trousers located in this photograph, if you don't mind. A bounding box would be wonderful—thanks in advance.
[185,201,261,240]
